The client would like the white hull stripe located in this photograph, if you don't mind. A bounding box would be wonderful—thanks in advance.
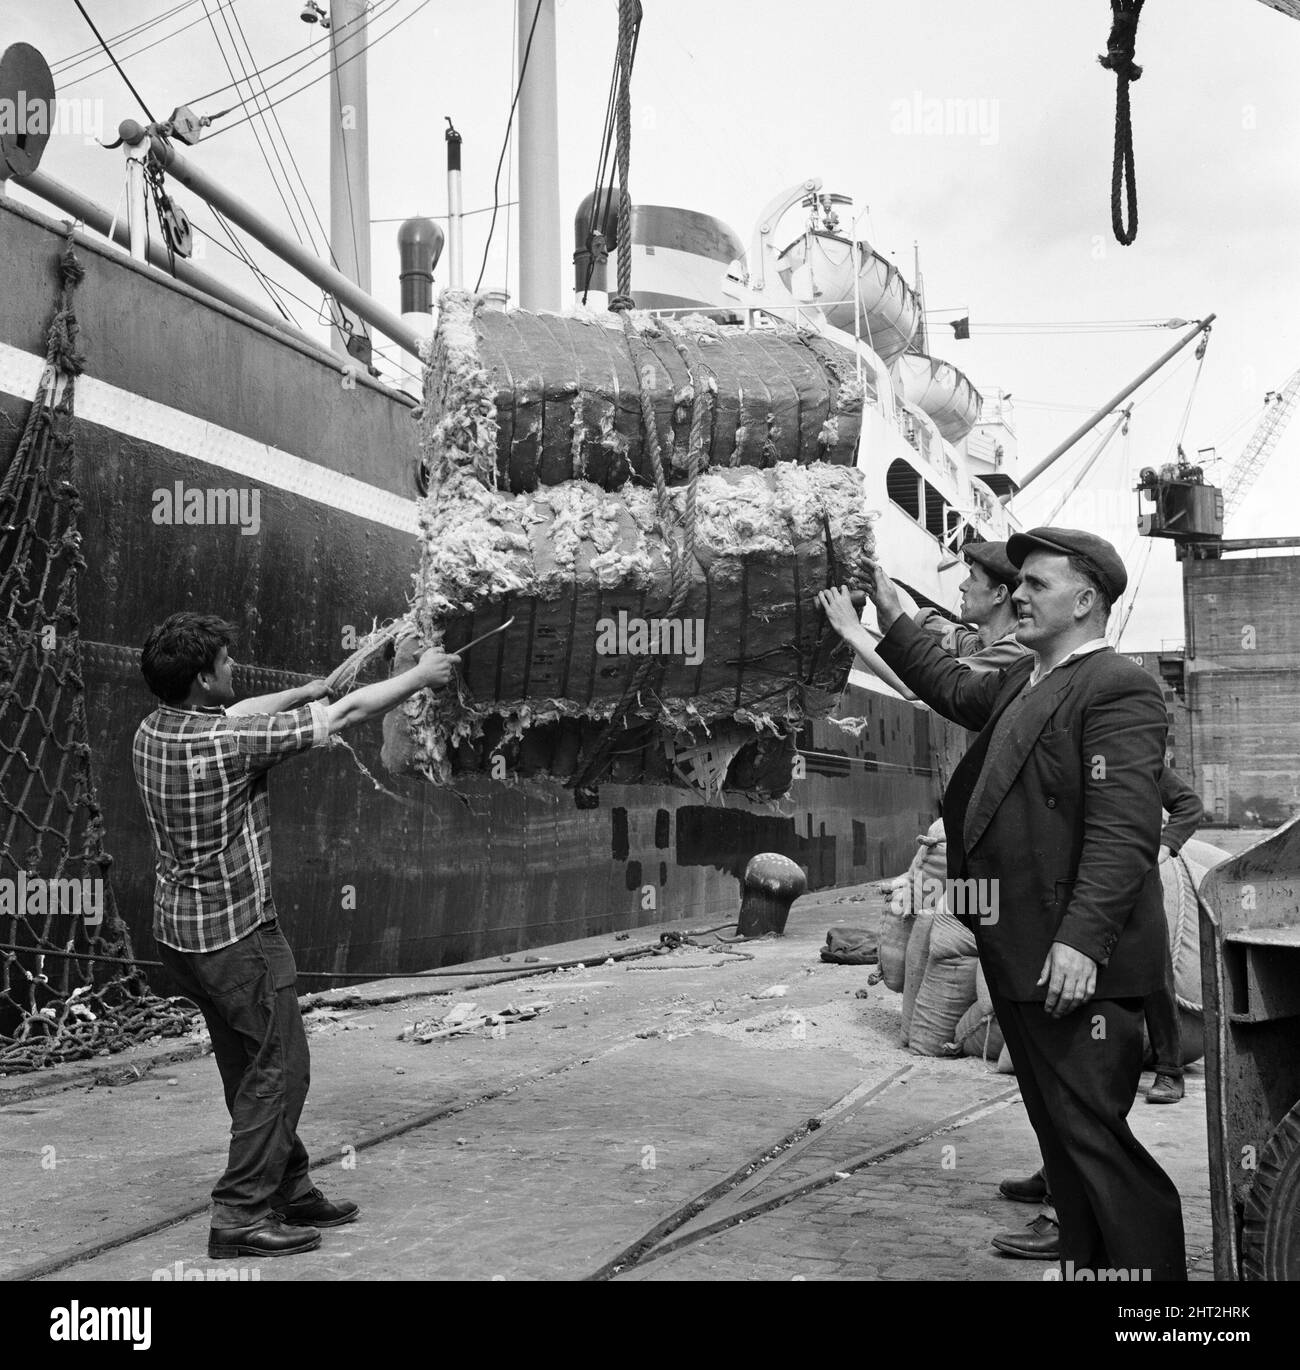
[0,341,421,535]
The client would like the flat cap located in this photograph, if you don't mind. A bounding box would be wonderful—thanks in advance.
[1005,527,1128,602]
[962,540,1019,589]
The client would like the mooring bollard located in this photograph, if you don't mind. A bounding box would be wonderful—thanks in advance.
[736,853,808,938]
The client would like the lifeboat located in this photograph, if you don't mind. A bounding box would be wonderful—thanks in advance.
[889,352,984,444]
[776,230,921,361]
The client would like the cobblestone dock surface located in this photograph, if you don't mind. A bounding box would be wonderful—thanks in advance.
[0,872,1225,1284]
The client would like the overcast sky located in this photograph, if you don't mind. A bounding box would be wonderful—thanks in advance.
[9,0,1300,649]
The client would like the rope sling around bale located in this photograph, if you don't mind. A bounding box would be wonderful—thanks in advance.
[1098,0,1145,246]
[566,312,711,802]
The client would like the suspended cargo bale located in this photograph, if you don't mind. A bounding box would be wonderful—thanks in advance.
[418,291,868,494]
[383,460,877,793]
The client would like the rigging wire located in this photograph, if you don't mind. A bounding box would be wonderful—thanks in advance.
[55,0,199,74]
[189,221,420,389]
[181,0,399,109]
[1200,400,1270,466]
[196,211,298,324]
[474,0,545,293]
[328,23,368,343]
[580,39,624,303]
[1162,337,1211,465]
[59,0,240,90]
[215,2,312,248]
[227,4,330,256]
[226,5,355,341]
[1112,536,1154,649]
[583,4,643,304]
[71,0,158,122]
[370,203,518,223]
[199,0,311,249]
[204,0,427,133]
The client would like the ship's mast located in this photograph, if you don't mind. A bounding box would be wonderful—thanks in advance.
[329,0,372,356]
[516,0,561,311]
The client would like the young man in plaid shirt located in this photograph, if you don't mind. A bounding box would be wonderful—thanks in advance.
[134,613,457,1259]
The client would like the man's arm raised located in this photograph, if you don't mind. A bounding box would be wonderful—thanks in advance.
[326,648,459,733]
[824,561,1008,732]
[816,587,919,701]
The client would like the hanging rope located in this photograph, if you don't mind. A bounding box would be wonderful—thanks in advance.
[607,0,643,313]
[1098,0,1145,246]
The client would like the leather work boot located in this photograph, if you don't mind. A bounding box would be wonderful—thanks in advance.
[270,1185,360,1228]
[991,1213,1060,1259]
[208,1215,321,1259]
[1146,1072,1185,1104]
[998,1167,1050,1204]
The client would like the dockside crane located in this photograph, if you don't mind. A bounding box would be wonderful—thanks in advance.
[1136,365,1300,558]
[1223,368,1300,523]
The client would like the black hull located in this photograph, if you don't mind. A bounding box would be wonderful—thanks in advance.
[0,198,938,982]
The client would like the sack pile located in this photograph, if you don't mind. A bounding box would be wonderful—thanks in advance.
[880,823,1228,1070]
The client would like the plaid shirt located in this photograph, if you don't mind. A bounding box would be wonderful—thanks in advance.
[132,702,331,952]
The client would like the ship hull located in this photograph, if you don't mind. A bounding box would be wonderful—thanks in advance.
[0,197,939,982]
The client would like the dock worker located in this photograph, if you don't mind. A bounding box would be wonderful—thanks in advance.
[133,613,458,1260]
[818,527,1187,1281]
[843,540,1024,700]
[993,763,1203,1259]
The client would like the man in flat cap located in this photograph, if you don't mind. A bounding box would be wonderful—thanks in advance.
[819,527,1186,1281]
[836,540,1026,701]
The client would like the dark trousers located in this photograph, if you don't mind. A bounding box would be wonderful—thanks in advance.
[158,921,313,1227]
[991,985,1186,1281]
[1144,935,1183,1079]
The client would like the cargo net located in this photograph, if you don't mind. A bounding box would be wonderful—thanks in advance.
[0,236,195,1073]
[384,291,878,801]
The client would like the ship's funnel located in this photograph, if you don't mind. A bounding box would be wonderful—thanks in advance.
[573,188,620,294]
[397,217,444,315]
[574,190,744,311]
[0,44,56,181]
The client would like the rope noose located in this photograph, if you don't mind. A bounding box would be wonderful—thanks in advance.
[1098,0,1145,246]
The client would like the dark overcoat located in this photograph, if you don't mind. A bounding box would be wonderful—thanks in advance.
[879,615,1168,1001]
